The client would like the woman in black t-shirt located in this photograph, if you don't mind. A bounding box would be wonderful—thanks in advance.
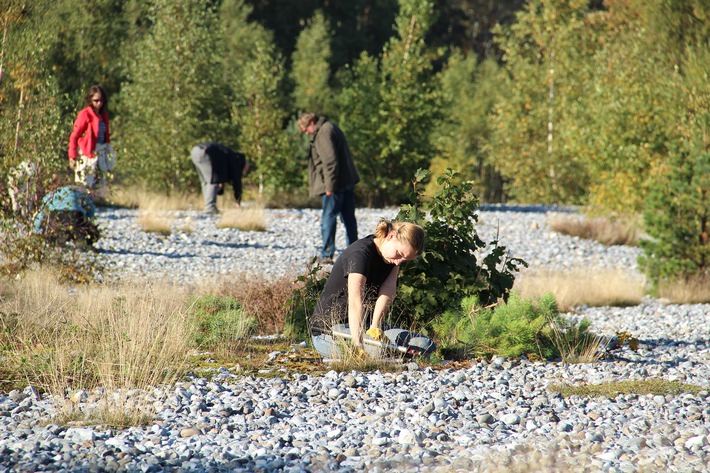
[310,220,435,359]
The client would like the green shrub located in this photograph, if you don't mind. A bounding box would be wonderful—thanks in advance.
[187,295,256,351]
[433,292,602,361]
[468,293,557,359]
[395,169,527,329]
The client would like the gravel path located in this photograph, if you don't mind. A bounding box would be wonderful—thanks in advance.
[1,206,708,472]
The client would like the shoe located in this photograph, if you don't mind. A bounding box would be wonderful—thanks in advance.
[317,257,334,265]
[204,208,219,215]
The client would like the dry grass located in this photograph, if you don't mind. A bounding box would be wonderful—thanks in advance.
[216,204,268,231]
[548,319,608,363]
[110,184,271,212]
[515,267,645,311]
[110,186,203,211]
[548,213,641,246]
[215,273,297,334]
[0,270,192,425]
[658,275,710,304]
[137,210,174,235]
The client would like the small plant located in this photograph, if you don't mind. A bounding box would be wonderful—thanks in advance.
[215,273,294,335]
[548,317,608,363]
[433,292,603,362]
[187,295,256,353]
[608,330,639,352]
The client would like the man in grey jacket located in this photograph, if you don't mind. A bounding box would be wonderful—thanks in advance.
[298,113,360,263]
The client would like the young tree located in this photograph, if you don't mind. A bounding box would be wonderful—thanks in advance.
[487,0,592,204]
[232,37,303,196]
[119,0,229,192]
[639,46,710,288]
[291,11,334,115]
[430,53,505,201]
[337,0,441,205]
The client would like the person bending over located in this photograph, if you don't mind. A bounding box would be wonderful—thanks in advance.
[191,142,249,214]
[310,220,435,359]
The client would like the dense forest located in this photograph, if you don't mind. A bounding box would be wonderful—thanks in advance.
[0,0,708,283]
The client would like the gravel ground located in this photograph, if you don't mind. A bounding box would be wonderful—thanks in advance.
[0,205,708,472]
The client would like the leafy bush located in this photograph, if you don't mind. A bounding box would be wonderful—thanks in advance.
[187,295,256,352]
[394,169,527,328]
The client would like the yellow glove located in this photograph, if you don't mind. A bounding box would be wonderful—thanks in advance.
[353,346,369,361]
[366,327,387,342]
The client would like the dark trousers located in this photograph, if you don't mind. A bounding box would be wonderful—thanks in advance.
[320,187,357,259]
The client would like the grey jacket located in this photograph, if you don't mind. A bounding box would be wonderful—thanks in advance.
[308,117,360,197]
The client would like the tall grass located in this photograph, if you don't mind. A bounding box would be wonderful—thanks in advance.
[0,270,191,425]
[548,213,641,246]
[658,275,710,304]
[515,267,645,311]
[216,204,267,232]
[137,210,174,235]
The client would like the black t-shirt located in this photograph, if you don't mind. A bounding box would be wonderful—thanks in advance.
[311,235,395,332]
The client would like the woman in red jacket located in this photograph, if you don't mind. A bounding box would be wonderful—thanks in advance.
[68,85,116,195]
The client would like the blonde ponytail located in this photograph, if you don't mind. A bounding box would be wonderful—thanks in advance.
[374,220,425,256]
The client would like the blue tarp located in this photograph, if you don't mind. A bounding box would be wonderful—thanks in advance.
[33,186,96,233]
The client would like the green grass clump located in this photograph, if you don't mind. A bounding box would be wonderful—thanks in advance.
[188,295,256,353]
[550,379,705,398]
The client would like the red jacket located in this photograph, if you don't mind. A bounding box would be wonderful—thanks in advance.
[68,106,110,159]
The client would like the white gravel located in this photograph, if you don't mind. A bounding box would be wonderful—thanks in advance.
[1,205,708,472]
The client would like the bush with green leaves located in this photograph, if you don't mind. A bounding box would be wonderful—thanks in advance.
[432,292,599,361]
[394,169,527,329]
[187,295,256,351]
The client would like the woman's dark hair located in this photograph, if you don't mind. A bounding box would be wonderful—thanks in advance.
[85,85,108,112]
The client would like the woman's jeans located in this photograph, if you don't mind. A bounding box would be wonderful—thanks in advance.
[321,187,357,259]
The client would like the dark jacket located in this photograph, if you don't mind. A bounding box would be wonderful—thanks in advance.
[203,143,247,203]
[308,117,360,197]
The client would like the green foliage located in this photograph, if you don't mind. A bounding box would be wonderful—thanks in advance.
[639,45,710,289]
[284,259,328,342]
[291,11,334,115]
[232,37,303,195]
[433,293,553,359]
[187,295,256,350]
[337,0,441,205]
[433,292,605,362]
[468,292,557,359]
[487,0,592,204]
[395,169,527,327]
[119,0,231,192]
[430,55,505,202]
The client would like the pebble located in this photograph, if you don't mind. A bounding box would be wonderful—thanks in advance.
[1,205,708,472]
